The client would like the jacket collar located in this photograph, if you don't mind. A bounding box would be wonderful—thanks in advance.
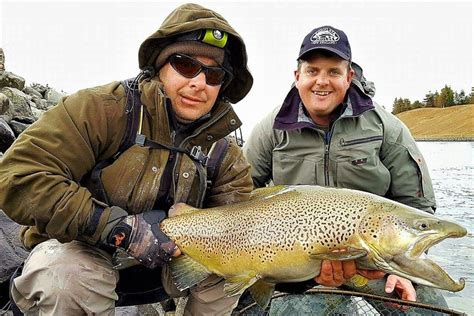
[273,84,374,131]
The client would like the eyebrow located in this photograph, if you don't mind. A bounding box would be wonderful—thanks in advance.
[304,65,343,72]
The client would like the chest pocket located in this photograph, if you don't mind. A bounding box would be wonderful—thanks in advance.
[100,145,150,211]
[334,136,390,195]
[272,151,324,185]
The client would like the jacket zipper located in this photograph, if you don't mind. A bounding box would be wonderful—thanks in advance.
[339,136,383,146]
[320,106,377,185]
[323,132,331,186]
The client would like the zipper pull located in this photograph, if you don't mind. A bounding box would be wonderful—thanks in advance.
[170,130,176,144]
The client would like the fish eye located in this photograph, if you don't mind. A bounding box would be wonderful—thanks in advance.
[419,222,429,230]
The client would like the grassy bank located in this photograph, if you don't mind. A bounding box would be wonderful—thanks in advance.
[395,104,474,141]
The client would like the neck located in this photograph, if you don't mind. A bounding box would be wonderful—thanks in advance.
[310,114,330,127]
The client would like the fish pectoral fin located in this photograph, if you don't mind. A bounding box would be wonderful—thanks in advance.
[223,273,259,297]
[310,248,368,261]
[169,203,198,217]
[249,279,275,310]
[169,255,212,291]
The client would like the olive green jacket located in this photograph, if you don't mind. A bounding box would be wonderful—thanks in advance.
[244,85,436,213]
[0,3,253,249]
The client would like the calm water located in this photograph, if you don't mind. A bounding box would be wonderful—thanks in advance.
[416,142,473,314]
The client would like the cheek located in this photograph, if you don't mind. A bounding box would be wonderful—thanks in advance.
[207,86,221,103]
[159,66,183,97]
[295,78,312,92]
[336,79,350,93]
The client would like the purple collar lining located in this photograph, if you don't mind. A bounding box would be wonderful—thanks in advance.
[273,84,374,131]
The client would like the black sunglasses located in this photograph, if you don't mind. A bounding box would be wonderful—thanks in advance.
[169,54,232,86]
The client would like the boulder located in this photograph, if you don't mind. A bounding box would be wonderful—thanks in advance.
[44,87,65,107]
[0,71,25,91]
[0,48,4,72]
[0,117,16,153]
[30,83,48,96]
[0,93,11,115]
[31,106,45,121]
[23,85,43,99]
[9,120,31,136]
[0,96,14,124]
[0,210,29,283]
[0,87,36,124]
[30,94,49,111]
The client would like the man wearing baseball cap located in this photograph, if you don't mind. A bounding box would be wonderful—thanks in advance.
[244,25,447,312]
[1,3,253,315]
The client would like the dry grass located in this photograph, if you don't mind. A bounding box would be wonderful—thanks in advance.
[395,104,474,141]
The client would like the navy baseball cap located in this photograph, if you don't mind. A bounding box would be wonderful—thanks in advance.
[298,26,351,61]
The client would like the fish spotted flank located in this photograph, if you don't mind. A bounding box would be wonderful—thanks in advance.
[160,185,467,309]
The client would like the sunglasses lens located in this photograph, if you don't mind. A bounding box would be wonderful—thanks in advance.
[170,54,227,86]
[204,68,226,86]
[171,55,201,78]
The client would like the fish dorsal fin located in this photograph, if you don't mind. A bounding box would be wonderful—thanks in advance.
[310,248,367,261]
[169,255,212,291]
[223,273,259,297]
[249,279,275,310]
[169,203,198,217]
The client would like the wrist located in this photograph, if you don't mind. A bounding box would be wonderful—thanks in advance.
[99,206,129,247]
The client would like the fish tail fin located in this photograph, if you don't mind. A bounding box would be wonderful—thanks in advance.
[250,279,275,309]
[169,255,211,291]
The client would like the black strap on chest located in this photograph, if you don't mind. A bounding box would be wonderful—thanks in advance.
[206,136,230,194]
[119,79,143,155]
[80,79,141,205]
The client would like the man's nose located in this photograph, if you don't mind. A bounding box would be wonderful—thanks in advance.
[189,71,207,90]
[315,73,329,85]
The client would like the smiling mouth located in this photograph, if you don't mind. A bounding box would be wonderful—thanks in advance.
[181,95,204,104]
[313,91,331,96]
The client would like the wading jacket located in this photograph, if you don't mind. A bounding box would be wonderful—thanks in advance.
[0,3,254,249]
[244,84,436,213]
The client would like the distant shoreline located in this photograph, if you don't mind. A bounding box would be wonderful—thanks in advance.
[396,104,474,142]
[415,138,474,142]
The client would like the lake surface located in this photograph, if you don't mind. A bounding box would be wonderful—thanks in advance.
[416,142,473,314]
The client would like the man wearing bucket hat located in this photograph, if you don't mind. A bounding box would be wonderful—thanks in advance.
[0,3,253,315]
[243,26,447,312]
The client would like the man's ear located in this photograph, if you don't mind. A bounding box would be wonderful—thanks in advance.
[347,68,354,84]
[294,70,301,88]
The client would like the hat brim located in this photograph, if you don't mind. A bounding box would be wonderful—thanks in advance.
[298,47,350,61]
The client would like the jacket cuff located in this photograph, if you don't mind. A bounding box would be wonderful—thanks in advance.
[79,199,113,245]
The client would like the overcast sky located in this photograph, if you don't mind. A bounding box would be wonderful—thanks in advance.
[1,0,472,137]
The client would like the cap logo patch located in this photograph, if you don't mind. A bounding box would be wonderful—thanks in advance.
[311,27,340,45]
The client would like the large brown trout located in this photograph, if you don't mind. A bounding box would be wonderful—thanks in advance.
[160,185,467,308]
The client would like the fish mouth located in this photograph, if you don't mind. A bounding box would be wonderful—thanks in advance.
[391,255,465,292]
[408,228,466,258]
[391,221,467,292]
